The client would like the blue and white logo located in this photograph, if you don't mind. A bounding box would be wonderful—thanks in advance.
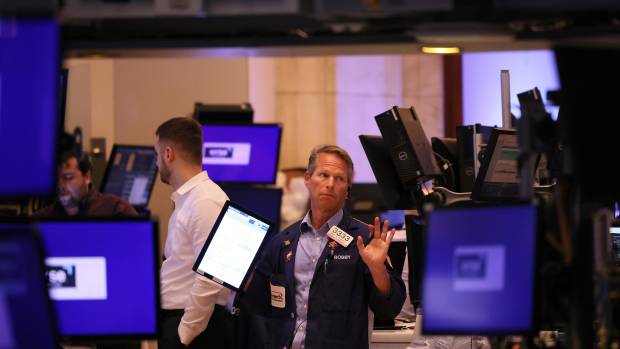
[453,245,505,291]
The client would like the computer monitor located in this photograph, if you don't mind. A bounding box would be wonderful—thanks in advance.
[422,205,537,334]
[359,135,416,210]
[471,129,522,202]
[0,225,58,349]
[100,145,158,210]
[220,185,282,233]
[37,219,159,340]
[611,225,620,265]
[404,215,425,308]
[0,18,60,197]
[202,124,282,184]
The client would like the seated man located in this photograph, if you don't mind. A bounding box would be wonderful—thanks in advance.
[34,151,137,217]
[242,144,406,349]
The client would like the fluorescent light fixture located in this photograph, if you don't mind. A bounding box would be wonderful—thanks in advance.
[421,46,461,54]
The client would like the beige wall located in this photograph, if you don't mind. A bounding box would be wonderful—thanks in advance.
[113,58,249,246]
[64,57,249,248]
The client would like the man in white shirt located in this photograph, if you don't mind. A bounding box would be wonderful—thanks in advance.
[155,117,232,349]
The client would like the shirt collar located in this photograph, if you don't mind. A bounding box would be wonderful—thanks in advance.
[300,208,344,235]
[171,171,209,202]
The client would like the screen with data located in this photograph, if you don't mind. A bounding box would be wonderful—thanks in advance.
[100,145,158,209]
[193,201,274,290]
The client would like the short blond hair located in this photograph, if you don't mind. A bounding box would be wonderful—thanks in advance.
[307,144,354,185]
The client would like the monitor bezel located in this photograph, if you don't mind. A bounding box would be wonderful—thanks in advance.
[192,200,275,292]
[201,123,283,185]
[99,144,159,211]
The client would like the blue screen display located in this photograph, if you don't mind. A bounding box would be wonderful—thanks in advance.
[0,18,59,197]
[202,124,281,184]
[221,185,282,232]
[422,205,536,334]
[0,227,58,349]
[38,221,158,337]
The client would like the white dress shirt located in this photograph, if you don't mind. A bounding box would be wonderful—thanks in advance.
[160,171,231,345]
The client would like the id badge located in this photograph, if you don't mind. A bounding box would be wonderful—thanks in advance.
[327,225,353,248]
[270,283,286,308]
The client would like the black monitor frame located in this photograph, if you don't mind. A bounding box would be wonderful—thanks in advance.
[359,135,416,210]
[99,144,158,211]
[201,123,282,185]
[29,217,162,344]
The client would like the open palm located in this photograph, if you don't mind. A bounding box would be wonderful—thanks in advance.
[356,217,395,270]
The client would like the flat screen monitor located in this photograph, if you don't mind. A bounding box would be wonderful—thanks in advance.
[0,18,60,197]
[221,185,282,233]
[359,135,416,210]
[422,205,537,334]
[471,129,521,202]
[611,225,620,265]
[37,219,159,340]
[100,145,158,210]
[0,225,58,349]
[202,124,282,184]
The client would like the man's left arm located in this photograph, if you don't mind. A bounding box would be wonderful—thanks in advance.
[356,217,406,320]
[178,198,228,346]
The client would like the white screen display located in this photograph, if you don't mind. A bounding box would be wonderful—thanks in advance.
[196,206,270,288]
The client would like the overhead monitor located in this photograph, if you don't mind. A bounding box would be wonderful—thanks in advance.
[202,124,282,184]
[471,129,522,202]
[0,225,58,349]
[100,145,158,210]
[422,205,537,334]
[221,185,282,233]
[37,219,159,340]
[359,135,416,210]
[0,18,60,197]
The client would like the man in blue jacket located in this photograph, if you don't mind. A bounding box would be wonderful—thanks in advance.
[243,144,406,349]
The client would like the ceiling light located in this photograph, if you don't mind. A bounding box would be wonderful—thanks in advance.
[421,46,461,54]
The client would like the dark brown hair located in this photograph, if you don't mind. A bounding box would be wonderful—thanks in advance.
[156,117,203,166]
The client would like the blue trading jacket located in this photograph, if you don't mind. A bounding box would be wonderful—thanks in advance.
[241,210,406,349]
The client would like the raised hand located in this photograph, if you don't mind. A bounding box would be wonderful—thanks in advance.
[356,217,395,271]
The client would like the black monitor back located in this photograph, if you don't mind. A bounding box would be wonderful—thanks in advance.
[194,103,253,124]
[405,215,425,308]
[359,135,416,210]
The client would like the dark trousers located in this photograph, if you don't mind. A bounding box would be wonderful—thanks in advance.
[158,305,233,349]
